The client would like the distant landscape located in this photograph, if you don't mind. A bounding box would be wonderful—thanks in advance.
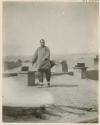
[3,53,98,71]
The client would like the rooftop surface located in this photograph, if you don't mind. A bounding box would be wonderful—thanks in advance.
[3,73,98,123]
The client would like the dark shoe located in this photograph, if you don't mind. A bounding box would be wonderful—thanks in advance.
[38,84,44,88]
[47,83,50,87]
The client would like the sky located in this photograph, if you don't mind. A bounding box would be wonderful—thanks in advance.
[3,2,99,56]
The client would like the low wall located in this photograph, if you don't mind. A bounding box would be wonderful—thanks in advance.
[86,70,98,81]
[3,106,46,120]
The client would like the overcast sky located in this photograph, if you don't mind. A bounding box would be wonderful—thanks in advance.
[3,2,99,56]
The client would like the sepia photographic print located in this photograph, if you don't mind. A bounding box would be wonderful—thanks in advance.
[2,1,99,123]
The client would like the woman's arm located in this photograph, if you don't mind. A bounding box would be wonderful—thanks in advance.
[32,48,38,65]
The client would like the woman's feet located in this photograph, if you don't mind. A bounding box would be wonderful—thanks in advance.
[38,82,44,87]
[37,82,50,88]
[47,82,50,87]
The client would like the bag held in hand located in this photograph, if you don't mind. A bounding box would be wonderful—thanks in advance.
[39,59,56,71]
[39,59,51,70]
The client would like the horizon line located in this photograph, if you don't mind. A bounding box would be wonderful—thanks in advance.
[3,52,98,57]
